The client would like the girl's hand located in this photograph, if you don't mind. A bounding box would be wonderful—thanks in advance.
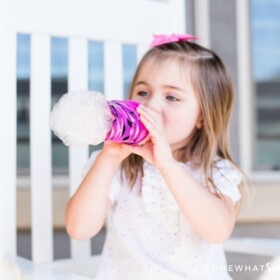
[101,141,132,163]
[130,105,176,169]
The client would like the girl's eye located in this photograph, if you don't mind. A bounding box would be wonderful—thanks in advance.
[137,91,148,97]
[166,95,180,102]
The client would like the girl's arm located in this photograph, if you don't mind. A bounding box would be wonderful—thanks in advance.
[159,161,236,244]
[65,146,125,240]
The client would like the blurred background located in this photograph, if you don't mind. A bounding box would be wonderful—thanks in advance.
[4,0,280,279]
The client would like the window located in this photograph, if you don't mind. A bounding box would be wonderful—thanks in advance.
[17,34,30,175]
[89,41,104,93]
[51,37,68,174]
[88,40,105,155]
[251,0,280,171]
[122,45,137,99]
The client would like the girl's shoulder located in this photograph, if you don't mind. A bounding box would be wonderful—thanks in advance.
[183,157,243,205]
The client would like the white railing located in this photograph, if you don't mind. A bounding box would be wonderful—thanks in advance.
[30,34,53,263]
[0,0,186,278]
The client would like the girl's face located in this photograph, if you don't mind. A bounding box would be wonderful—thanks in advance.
[131,59,202,152]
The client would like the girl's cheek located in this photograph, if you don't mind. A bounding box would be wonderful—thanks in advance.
[137,99,147,106]
[161,112,169,127]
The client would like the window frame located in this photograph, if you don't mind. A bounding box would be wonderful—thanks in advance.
[236,0,280,183]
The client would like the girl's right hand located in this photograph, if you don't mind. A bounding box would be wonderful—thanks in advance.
[101,141,133,163]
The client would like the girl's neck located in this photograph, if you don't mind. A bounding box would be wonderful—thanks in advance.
[172,147,187,163]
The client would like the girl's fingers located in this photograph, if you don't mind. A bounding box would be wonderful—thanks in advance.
[137,106,164,136]
[128,144,143,157]
[129,141,153,161]
[137,105,162,128]
[137,105,170,150]
[137,135,151,145]
[140,114,157,136]
[139,115,168,147]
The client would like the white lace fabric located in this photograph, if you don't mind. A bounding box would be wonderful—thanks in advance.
[81,152,242,280]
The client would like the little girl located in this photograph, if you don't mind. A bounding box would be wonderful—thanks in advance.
[65,34,244,280]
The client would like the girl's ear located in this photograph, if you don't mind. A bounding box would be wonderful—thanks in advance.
[196,117,203,129]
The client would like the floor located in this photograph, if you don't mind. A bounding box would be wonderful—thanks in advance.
[17,222,280,280]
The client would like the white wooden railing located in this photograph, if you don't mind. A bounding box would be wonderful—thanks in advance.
[0,0,186,278]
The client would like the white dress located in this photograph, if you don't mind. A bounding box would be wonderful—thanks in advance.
[82,151,242,280]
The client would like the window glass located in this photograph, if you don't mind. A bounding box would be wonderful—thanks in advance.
[122,45,137,99]
[89,41,104,93]
[88,41,105,154]
[17,34,30,175]
[251,0,280,170]
[51,37,68,174]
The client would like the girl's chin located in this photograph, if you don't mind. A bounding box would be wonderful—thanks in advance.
[170,139,189,151]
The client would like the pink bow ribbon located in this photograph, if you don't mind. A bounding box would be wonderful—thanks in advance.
[150,34,198,48]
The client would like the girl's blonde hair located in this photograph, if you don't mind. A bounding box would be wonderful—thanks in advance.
[121,41,250,213]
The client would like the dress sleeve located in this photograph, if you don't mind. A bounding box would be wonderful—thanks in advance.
[80,150,121,205]
[211,159,243,205]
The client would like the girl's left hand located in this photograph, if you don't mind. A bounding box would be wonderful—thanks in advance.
[129,105,176,169]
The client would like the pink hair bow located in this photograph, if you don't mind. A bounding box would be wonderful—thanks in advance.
[150,34,198,48]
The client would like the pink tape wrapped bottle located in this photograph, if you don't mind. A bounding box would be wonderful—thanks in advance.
[50,91,149,147]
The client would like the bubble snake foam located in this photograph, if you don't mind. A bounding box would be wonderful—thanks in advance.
[50,91,149,147]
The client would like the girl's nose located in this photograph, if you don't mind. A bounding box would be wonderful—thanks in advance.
[146,95,161,112]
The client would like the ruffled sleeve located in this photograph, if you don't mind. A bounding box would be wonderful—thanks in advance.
[211,159,243,205]
[81,150,121,205]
